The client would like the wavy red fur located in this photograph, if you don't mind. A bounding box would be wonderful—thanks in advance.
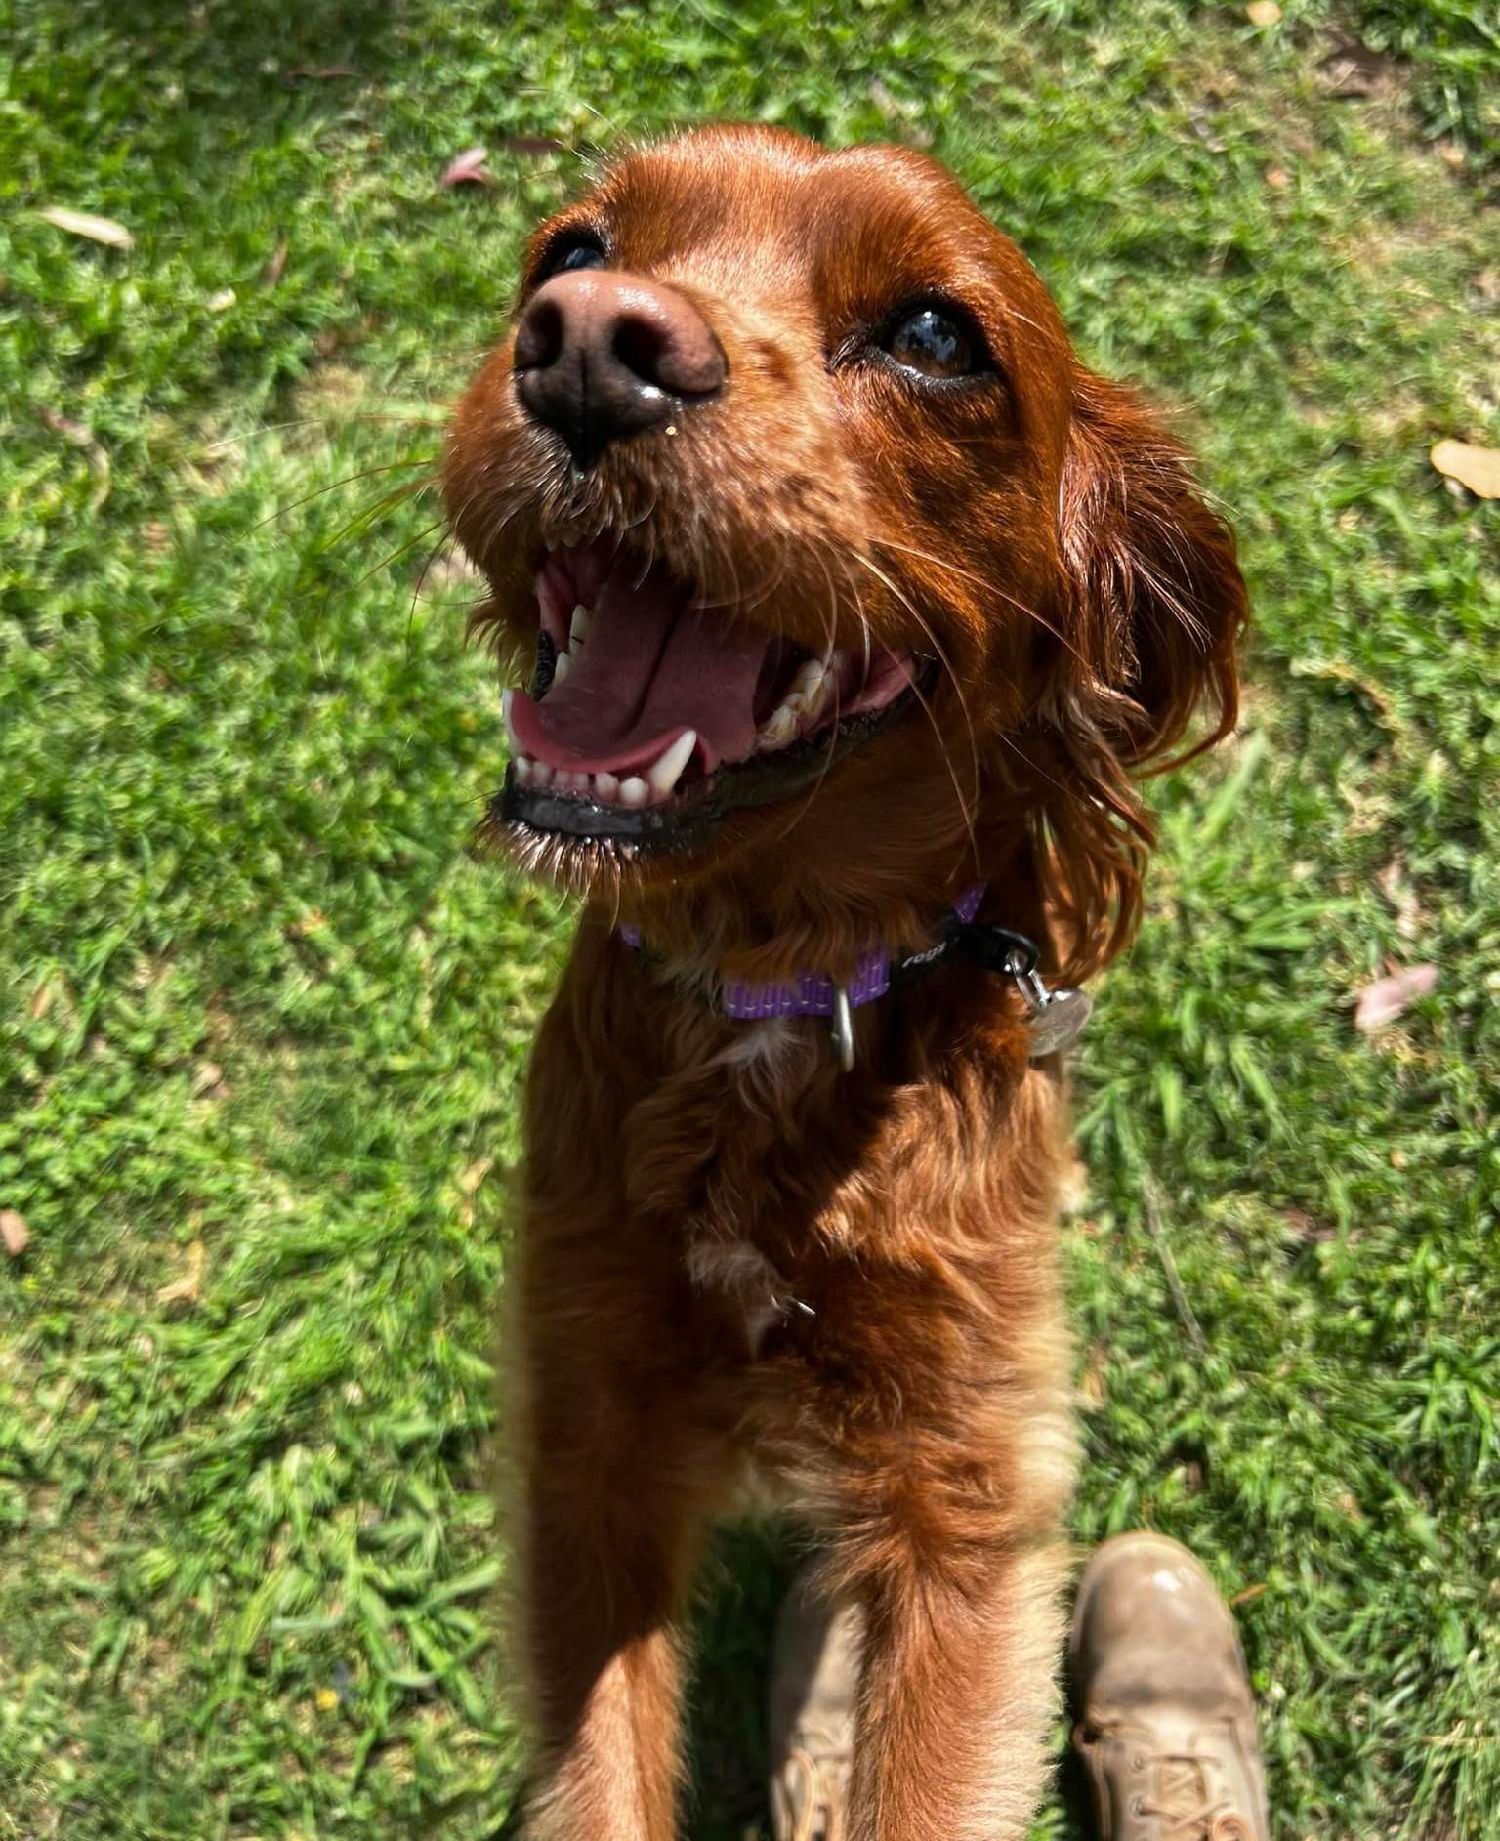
[442,124,1246,1839]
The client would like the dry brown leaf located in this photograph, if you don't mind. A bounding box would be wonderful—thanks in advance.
[1284,1207,1337,1247]
[156,1239,205,1307]
[1430,440,1500,499]
[0,1210,30,1257]
[1245,2,1282,25]
[1354,963,1437,1031]
[35,404,111,510]
[499,134,569,157]
[1265,165,1291,191]
[1318,37,1399,99]
[440,146,492,188]
[458,1156,493,1197]
[263,235,290,287]
[1375,858,1423,941]
[39,206,134,249]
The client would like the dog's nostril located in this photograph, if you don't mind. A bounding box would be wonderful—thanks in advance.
[515,297,564,371]
[611,315,670,391]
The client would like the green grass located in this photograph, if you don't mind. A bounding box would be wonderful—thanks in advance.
[2,1,1496,1836]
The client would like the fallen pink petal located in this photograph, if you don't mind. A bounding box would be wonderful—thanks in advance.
[1354,963,1438,1031]
[440,146,492,187]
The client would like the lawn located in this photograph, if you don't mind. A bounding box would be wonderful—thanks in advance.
[1,1,1496,1836]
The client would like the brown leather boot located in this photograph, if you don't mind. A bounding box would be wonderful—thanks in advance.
[768,1566,861,1841]
[1068,1532,1270,1841]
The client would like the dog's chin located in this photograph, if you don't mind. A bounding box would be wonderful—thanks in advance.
[484,535,934,884]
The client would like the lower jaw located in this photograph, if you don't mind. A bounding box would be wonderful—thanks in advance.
[494,669,933,856]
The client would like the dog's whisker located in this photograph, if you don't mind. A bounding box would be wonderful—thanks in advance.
[252,460,439,537]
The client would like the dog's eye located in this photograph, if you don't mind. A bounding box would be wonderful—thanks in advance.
[883,305,980,379]
[535,231,608,284]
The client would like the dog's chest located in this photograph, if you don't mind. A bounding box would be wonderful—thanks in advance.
[683,1017,824,1355]
[684,1234,792,1355]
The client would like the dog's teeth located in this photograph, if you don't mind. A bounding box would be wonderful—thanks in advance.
[569,604,591,648]
[552,650,572,687]
[529,759,553,787]
[502,687,521,750]
[757,702,797,750]
[594,771,619,803]
[618,775,649,809]
[791,659,825,699]
[513,753,532,786]
[563,771,590,795]
[646,729,697,801]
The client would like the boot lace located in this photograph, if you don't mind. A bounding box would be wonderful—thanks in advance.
[1135,1752,1254,1841]
[777,1745,847,1841]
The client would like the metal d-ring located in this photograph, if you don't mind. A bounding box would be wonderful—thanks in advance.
[830,984,856,1072]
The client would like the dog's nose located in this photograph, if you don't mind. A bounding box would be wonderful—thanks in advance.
[513,270,727,466]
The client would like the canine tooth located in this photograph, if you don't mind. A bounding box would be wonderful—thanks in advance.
[502,687,521,749]
[530,759,553,787]
[594,772,619,802]
[757,702,796,750]
[551,650,572,687]
[646,729,697,800]
[618,776,649,809]
[513,754,532,786]
[799,664,831,717]
[569,604,591,647]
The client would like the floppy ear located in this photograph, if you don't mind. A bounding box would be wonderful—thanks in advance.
[1058,368,1245,768]
[1018,369,1247,977]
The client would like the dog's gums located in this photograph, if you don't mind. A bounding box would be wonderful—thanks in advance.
[497,539,927,848]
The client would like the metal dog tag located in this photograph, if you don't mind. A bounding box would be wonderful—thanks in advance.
[1022,984,1093,1057]
[1006,957,1093,1057]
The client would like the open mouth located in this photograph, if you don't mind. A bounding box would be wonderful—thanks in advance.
[497,539,928,850]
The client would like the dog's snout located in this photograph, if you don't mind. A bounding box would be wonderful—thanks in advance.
[513,270,727,466]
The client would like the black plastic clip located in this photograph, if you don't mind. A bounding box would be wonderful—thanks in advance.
[954,923,1041,979]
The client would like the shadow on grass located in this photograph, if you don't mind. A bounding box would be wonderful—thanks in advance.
[685,1521,806,1840]
[86,1,411,133]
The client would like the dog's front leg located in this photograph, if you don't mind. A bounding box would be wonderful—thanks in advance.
[837,1537,1068,1841]
[511,1230,718,1841]
[833,1339,1075,1841]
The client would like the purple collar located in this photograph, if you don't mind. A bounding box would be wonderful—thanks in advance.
[616,887,1092,1069]
[619,886,982,1022]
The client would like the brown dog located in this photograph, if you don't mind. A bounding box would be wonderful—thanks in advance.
[442,124,1244,1840]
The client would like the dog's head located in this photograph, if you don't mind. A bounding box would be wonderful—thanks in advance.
[444,125,1245,975]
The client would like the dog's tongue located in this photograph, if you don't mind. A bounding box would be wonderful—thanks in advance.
[507,562,770,776]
